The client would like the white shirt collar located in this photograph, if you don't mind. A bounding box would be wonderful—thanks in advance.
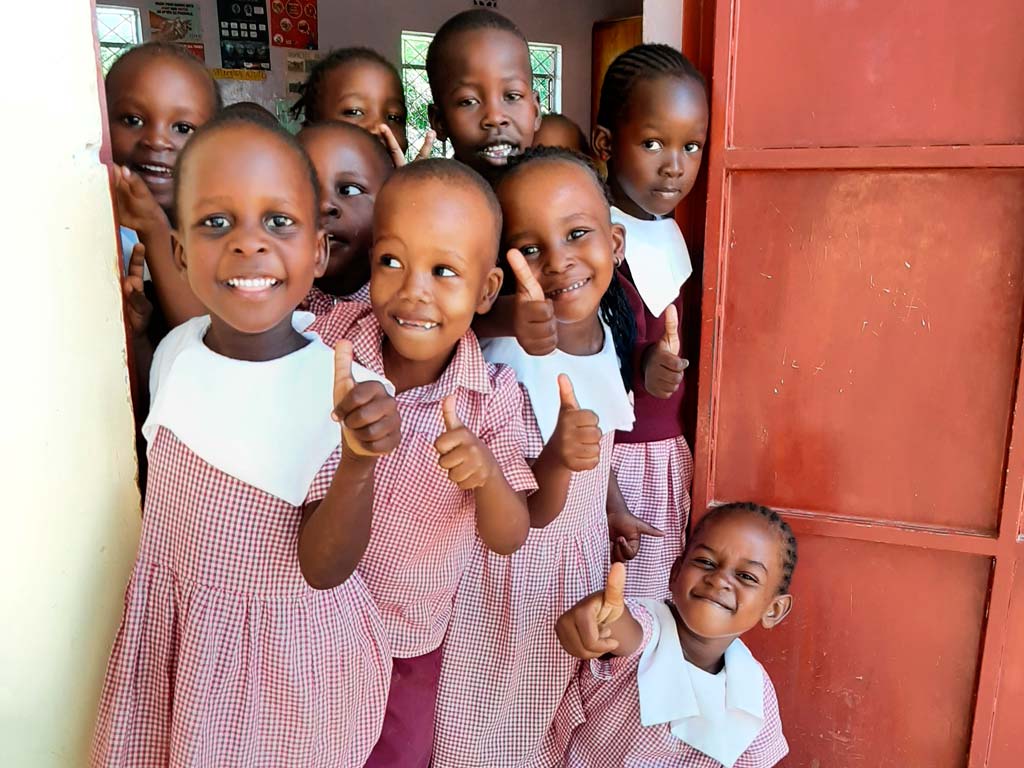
[611,206,692,317]
[636,599,765,768]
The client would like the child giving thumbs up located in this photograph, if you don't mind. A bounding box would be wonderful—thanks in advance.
[556,562,644,659]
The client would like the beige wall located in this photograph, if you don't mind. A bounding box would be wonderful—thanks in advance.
[0,1,142,766]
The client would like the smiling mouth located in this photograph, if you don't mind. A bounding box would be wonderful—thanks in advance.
[478,142,518,163]
[546,277,591,298]
[652,187,682,197]
[394,316,439,331]
[134,162,173,179]
[692,593,734,612]
[226,276,280,292]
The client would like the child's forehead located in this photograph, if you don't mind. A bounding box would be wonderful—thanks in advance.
[324,59,402,94]
[439,27,531,78]
[379,175,498,240]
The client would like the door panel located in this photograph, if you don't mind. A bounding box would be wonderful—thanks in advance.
[989,553,1024,764]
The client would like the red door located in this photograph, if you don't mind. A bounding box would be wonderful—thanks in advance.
[693,2,1024,765]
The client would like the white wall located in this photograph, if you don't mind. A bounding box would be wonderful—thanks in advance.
[643,0,682,49]
[116,0,643,128]
[0,1,143,765]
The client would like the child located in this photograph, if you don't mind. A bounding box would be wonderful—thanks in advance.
[221,99,279,125]
[106,41,218,328]
[92,114,396,768]
[433,147,637,768]
[557,502,797,767]
[592,44,710,599]
[297,121,394,311]
[309,158,535,768]
[426,9,542,184]
[533,112,590,155]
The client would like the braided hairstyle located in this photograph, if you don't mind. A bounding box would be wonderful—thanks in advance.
[689,502,799,594]
[105,41,222,111]
[289,47,404,125]
[425,9,528,102]
[596,43,704,132]
[499,146,638,392]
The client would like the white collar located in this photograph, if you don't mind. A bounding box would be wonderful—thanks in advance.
[143,312,391,506]
[479,319,634,446]
[636,599,765,768]
[611,206,692,317]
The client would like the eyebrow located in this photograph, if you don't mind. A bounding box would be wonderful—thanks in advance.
[192,196,302,210]
[692,544,769,574]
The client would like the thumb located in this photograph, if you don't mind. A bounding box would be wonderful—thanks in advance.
[597,561,626,625]
[442,394,463,431]
[659,304,680,356]
[127,243,146,281]
[557,373,579,411]
[333,339,356,409]
[635,518,665,538]
[507,248,545,303]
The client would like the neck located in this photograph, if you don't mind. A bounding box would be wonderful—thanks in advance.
[382,337,457,394]
[607,167,657,221]
[556,314,604,357]
[204,313,308,361]
[670,603,735,674]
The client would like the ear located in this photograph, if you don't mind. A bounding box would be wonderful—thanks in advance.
[610,222,626,268]
[171,230,188,280]
[476,265,505,314]
[668,554,686,585]
[761,594,793,630]
[592,125,612,162]
[428,103,448,143]
[312,228,329,279]
[531,91,542,133]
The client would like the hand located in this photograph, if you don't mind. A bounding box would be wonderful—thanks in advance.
[507,248,557,356]
[555,562,627,659]
[377,123,435,167]
[549,374,601,472]
[434,394,496,490]
[333,339,401,457]
[607,505,665,563]
[644,304,688,399]
[122,243,152,338]
[113,165,170,236]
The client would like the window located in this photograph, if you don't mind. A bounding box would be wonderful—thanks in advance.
[400,31,563,161]
[96,5,143,75]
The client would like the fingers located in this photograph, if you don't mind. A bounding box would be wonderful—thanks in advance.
[127,243,146,281]
[506,248,545,303]
[376,123,407,168]
[557,374,579,411]
[659,304,680,356]
[596,562,627,626]
[611,535,639,563]
[634,518,665,538]
[441,394,463,431]
[415,129,436,161]
[333,339,356,413]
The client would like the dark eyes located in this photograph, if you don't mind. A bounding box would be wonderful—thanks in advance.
[121,114,143,128]
[201,215,230,229]
[519,245,540,257]
[568,229,589,241]
[337,184,364,197]
[684,142,702,154]
[387,112,406,124]
[172,122,196,136]
[434,266,457,278]
[379,255,401,269]
[642,139,664,152]
[266,215,294,229]
[342,108,365,117]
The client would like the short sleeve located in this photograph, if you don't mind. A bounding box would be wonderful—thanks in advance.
[589,598,655,681]
[481,365,538,495]
[733,673,789,768]
[304,446,343,506]
[308,300,373,348]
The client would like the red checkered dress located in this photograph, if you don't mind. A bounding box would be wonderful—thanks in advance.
[301,283,371,317]
[433,408,613,768]
[566,600,788,768]
[310,303,537,658]
[613,436,694,600]
[91,429,392,768]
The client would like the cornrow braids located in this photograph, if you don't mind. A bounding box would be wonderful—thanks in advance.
[499,146,637,390]
[596,43,705,132]
[426,9,527,102]
[689,502,799,594]
[105,41,222,111]
[289,47,403,125]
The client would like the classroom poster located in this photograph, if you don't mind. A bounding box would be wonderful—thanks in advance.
[147,1,202,44]
[285,50,321,95]
[269,0,318,50]
[217,0,272,70]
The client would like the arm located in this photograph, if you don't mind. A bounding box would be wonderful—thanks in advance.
[555,562,644,659]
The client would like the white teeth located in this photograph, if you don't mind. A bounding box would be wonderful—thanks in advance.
[140,163,172,175]
[227,277,279,290]
[481,143,514,158]
[549,279,588,296]
[395,317,438,330]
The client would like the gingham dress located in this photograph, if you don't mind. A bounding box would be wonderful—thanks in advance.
[301,283,370,316]
[310,303,537,658]
[565,600,788,768]
[91,429,391,768]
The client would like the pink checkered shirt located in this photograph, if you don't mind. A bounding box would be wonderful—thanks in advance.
[566,600,788,768]
[310,302,537,657]
[301,283,371,317]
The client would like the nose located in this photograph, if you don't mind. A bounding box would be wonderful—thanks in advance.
[660,150,686,179]
[229,221,269,257]
[140,122,174,152]
[321,198,340,220]
[703,569,731,591]
[397,267,431,302]
[480,95,510,129]
[542,243,574,275]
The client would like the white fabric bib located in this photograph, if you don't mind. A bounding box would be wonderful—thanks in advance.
[611,206,692,317]
[636,599,765,768]
[143,312,392,506]
[480,320,634,444]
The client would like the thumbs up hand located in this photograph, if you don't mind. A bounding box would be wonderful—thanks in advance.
[548,374,601,472]
[333,339,401,458]
[434,394,498,490]
[644,304,688,399]
[122,242,153,338]
[556,562,629,659]
[507,248,558,356]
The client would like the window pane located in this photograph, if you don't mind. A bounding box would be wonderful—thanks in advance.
[96,5,141,74]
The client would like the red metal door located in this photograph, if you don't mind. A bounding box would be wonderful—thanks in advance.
[694,2,1024,766]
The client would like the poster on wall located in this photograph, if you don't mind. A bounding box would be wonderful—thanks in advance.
[285,50,321,95]
[147,1,202,44]
[217,0,271,70]
[270,0,318,50]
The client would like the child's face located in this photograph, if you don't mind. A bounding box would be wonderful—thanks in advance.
[320,60,409,151]
[173,124,328,337]
[498,161,622,328]
[370,176,502,367]
[299,126,390,292]
[599,75,708,219]
[108,54,217,212]
[670,511,792,641]
[429,29,541,176]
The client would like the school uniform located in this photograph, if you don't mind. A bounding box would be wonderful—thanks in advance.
[566,599,788,768]
[301,282,370,316]
[432,322,634,768]
[91,312,392,768]
[310,302,538,768]
[611,206,695,600]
